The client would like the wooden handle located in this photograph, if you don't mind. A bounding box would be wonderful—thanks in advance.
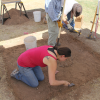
[58,0,66,38]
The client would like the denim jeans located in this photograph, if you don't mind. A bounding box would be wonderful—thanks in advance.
[67,11,75,29]
[14,64,44,87]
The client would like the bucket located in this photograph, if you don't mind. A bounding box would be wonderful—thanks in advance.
[24,36,37,50]
[33,11,41,22]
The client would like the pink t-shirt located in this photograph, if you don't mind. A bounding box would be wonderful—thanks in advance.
[17,45,56,67]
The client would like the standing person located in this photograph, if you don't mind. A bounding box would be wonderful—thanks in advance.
[45,0,62,46]
[61,0,82,30]
[11,45,71,87]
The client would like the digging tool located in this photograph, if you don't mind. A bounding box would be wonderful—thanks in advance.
[68,14,83,36]
[90,21,100,25]
[69,29,82,36]
[87,0,100,40]
[68,83,75,87]
[56,0,66,46]
[86,7,97,39]
[93,0,100,39]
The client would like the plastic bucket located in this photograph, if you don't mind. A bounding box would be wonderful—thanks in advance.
[33,11,41,22]
[24,36,37,50]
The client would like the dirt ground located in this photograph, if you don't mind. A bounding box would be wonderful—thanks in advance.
[0,0,100,100]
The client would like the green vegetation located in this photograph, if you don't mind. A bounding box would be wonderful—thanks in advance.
[76,0,98,23]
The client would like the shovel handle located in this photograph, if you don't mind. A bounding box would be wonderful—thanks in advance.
[56,0,66,47]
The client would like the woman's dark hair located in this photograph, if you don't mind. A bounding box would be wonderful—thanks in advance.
[53,46,71,57]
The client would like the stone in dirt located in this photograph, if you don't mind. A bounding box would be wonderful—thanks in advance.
[4,8,29,25]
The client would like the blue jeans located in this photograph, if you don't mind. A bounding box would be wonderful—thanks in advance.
[14,64,44,87]
[67,11,75,29]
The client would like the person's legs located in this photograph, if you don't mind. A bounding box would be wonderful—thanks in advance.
[32,66,44,81]
[70,18,75,29]
[46,13,59,46]
[11,64,39,87]
[67,11,75,29]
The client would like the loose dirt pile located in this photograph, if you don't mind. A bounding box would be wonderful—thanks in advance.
[4,8,29,25]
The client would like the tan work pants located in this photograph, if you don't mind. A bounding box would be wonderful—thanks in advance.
[46,13,59,46]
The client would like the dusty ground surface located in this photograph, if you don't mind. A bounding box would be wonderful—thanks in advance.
[0,0,100,100]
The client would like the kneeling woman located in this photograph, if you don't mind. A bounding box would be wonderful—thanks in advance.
[11,45,71,87]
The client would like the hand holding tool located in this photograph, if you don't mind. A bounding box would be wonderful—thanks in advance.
[57,20,63,28]
[68,18,73,24]
[67,24,73,30]
[56,0,66,46]
[68,83,75,87]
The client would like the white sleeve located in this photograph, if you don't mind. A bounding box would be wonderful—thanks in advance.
[64,0,78,15]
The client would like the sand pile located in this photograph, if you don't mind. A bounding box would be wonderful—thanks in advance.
[4,8,29,25]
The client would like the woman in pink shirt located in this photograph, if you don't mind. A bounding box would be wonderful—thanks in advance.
[11,45,71,87]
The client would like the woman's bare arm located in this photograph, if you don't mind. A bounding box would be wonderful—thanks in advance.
[43,56,70,86]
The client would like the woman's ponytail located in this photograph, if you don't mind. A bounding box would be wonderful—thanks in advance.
[53,45,58,50]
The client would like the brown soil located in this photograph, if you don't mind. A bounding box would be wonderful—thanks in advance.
[2,33,100,100]
[4,8,29,25]
[1,0,100,100]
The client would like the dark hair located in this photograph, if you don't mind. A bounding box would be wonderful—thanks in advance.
[76,11,80,17]
[53,46,71,57]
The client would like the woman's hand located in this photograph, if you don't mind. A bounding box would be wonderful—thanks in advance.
[43,56,70,86]
[64,81,70,86]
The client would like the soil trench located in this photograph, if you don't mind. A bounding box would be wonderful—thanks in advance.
[2,33,100,100]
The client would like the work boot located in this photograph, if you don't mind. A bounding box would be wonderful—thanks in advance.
[11,69,19,78]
